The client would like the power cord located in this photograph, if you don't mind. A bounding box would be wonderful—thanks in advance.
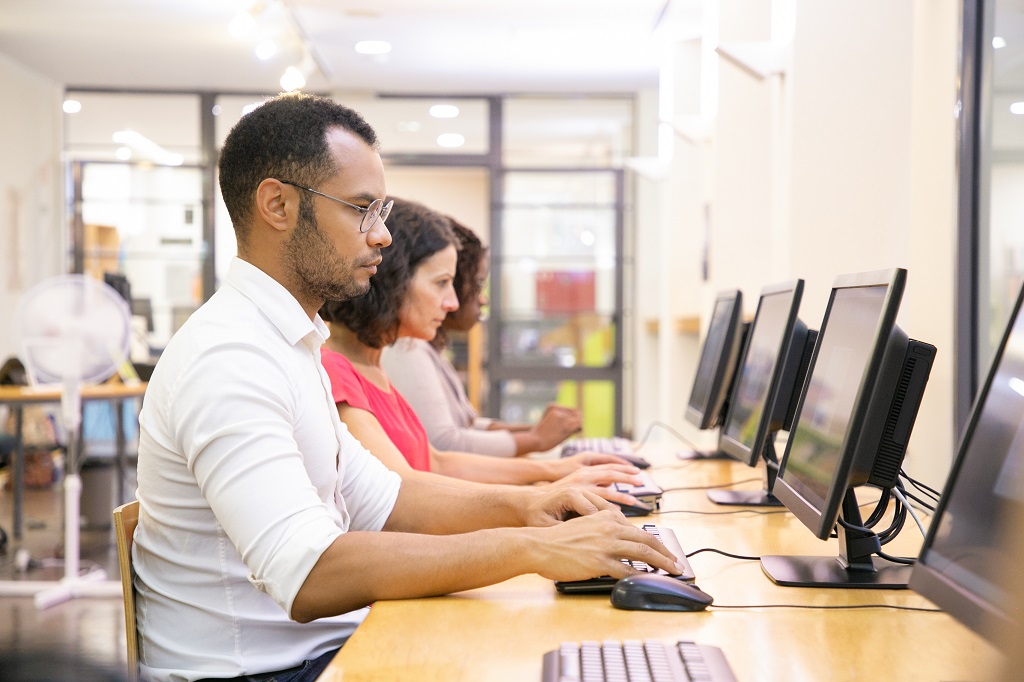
[631,420,701,452]
[709,603,940,613]
[654,508,788,516]
[685,547,760,561]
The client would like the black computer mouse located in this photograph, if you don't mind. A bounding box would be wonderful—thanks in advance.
[615,499,654,517]
[610,573,713,612]
[617,453,651,469]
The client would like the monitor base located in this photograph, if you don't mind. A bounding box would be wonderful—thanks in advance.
[676,449,733,461]
[760,555,911,589]
[707,489,783,507]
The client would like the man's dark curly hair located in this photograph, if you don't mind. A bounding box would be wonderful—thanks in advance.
[218,92,378,247]
[320,197,456,349]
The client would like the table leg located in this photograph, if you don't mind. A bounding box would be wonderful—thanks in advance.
[13,406,23,540]
[115,398,126,505]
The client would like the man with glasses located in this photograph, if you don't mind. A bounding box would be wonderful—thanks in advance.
[132,92,683,682]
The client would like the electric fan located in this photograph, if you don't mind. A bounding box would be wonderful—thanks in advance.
[2,274,131,608]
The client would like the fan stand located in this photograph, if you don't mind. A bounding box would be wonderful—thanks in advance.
[0,383,122,607]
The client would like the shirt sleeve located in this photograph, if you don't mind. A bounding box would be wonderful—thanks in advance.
[322,349,371,411]
[383,342,516,458]
[167,341,344,615]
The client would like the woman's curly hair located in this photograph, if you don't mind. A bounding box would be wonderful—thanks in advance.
[319,197,455,348]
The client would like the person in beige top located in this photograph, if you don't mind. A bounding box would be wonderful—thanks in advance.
[382,219,581,457]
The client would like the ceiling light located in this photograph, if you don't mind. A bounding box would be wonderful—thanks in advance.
[62,99,82,114]
[355,40,392,55]
[211,104,223,116]
[242,102,263,116]
[397,120,422,133]
[1011,102,1024,115]
[280,66,307,92]
[436,133,466,148]
[255,40,277,61]
[429,104,460,119]
[111,129,183,166]
[993,36,1007,49]
[115,147,133,161]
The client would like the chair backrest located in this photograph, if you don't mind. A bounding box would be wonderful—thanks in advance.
[113,500,140,680]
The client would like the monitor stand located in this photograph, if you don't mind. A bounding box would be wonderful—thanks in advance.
[760,489,911,589]
[706,438,783,507]
[676,448,732,461]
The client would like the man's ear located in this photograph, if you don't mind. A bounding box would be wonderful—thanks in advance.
[255,178,297,234]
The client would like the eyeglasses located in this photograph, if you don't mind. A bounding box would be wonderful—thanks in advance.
[279,180,392,233]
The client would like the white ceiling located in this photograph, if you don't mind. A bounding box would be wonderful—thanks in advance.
[0,0,703,95]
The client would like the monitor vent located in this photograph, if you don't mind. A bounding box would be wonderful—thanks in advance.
[870,356,917,487]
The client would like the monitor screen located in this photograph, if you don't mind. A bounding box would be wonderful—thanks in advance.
[685,290,743,430]
[763,268,935,589]
[709,280,810,507]
[909,284,1024,641]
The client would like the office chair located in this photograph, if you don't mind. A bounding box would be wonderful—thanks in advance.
[113,500,140,681]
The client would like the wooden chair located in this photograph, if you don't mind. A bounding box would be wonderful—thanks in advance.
[113,500,140,680]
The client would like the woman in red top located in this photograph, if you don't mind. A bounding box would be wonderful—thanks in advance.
[320,197,643,503]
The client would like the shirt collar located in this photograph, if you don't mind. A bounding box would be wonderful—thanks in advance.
[225,257,329,350]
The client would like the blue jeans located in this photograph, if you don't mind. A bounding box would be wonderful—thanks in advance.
[195,647,340,682]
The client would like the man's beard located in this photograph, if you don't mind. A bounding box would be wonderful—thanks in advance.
[284,197,374,302]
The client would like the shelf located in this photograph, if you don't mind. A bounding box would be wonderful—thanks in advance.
[644,316,702,336]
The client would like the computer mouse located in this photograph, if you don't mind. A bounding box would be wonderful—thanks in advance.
[615,499,654,517]
[616,453,651,469]
[610,573,713,612]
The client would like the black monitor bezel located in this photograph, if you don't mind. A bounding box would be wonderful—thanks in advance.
[717,279,805,467]
[907,282,1024,640]
[773,268,907,540]
[685,289,743,430]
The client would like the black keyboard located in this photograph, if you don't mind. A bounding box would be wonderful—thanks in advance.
[542,639,738,682]
[554,524,695,593]
[612,471,663,506]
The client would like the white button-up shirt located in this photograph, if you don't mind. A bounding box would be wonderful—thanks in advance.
[134,257,401,682]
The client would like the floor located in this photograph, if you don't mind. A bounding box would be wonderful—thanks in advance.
[0,459,133,677]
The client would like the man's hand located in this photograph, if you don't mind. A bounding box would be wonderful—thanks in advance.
[515,486,619,527]
[547,453,637,481]
[543,464,644,507]
[527,510,687,583]
[529,404,583,451]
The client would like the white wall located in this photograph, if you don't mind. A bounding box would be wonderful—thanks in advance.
[0,53,64,363]
[633,0,960,487]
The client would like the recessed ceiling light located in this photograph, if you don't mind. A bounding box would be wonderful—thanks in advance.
[1010,102,1024,115]
[116,147,133,161]
[62,99,82,114]
[429,104,460,119]
[355,40,392,55]
[993,36,1007,49]
[437,133,466,148]
[280,66,306,92]
[229,12,256,39]
[255,40,277,61]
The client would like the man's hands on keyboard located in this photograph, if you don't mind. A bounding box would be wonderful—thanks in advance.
[531,510,687,584]
[552,452,639,479]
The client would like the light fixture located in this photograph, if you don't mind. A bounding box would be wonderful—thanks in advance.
[993,36,1007,49]
[1010,102,1024,115]
[115,147,132,161]
[355,40,392,55]
[254,40,277,60]
[280,66,306,92]
[429,104,460,119]
[111,129,183,166]
[397,120,422,133]
[436,133,466,148]
[62,99,82,114]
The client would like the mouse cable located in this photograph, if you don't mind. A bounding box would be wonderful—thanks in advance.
[892,486,927,538]
[709,603,939,613]
[876,550,917,565]
[631,420,701,453]
[897,485,937,513]
[685,547,761,561]
[655,508,788,516]
[660,477,760,493]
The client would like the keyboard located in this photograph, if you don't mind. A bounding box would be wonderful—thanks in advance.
[561,437,651,469]
[554,524,695,593]
[542,639,738,682]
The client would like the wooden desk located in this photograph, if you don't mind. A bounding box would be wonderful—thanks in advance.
[0,382,147,539]
[319,451,1002,681]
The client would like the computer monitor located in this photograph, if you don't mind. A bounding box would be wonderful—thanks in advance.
[710,279,815,507]
[679,290,745,460]
[908,282,1024,642]
[761,268,935,588]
